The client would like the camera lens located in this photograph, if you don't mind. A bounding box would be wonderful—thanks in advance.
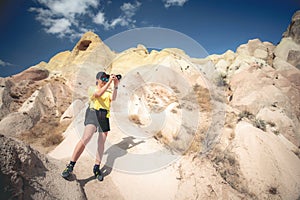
[116,74,122,80]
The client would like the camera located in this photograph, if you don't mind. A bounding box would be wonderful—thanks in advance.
[106,74,122,80]
[101,74,122,82]
[115,74,122,80]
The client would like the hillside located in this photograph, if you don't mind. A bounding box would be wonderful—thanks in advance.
[0,10,299,200]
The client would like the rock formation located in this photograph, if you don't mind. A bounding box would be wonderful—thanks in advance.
[276,10,300,69]
[46,31,116,98]
[283,10,300,44]
[0,10,299,200]
[0,134,85,199]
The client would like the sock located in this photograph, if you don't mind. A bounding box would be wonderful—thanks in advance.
[93,164,100,172]
[69,161,76,167]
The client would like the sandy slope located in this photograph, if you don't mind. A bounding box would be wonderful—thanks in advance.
[49,108,181,200]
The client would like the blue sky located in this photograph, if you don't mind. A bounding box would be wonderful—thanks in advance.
[0,0,299,77]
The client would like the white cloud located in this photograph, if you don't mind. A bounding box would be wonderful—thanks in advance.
[121,1,141,18]
[93,1,141,30]
[30,0,142,39]
[48,0,98,17]
[0,59,13,67]
[29,0,99,38]
[163,0,188,8]
[47,18,72,35]
[93,11,106,25]
[111,17,128,28]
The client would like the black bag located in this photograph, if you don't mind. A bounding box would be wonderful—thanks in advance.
[97,109,108,120]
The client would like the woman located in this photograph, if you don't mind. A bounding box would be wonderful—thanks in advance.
[61,71,119,181]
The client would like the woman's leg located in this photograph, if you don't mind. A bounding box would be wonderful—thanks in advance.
[71,124,97,162]
[95,132,108,165]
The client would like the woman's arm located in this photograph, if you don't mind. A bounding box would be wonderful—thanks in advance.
[93,78,113,98]
[112,77,119,101]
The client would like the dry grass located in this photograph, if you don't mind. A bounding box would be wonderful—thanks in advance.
[153,131,170,146]
[19,116,70,152]
[170,85,180,93]
[185,128,205,154]
[42,133,63,147]
[192,84,212,112]
[211,147,257,198]
[128,114,143,125]
[171,109,177,114]
[237,110,268,132]
[19,79,72,152]
[182,84,213,154]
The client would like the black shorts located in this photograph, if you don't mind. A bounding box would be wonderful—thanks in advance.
[84,108,110,132]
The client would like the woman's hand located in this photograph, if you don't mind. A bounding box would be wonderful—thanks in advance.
[110,74,119,86]
[108,75,115,83]
[111,75,119,101]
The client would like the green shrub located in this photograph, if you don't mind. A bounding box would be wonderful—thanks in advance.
[254,118,266,131]
[237,110,254,122]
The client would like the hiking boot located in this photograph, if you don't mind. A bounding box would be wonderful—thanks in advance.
[93,168,104,181]
[61,164,74,178]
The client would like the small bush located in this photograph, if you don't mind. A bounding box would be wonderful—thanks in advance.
[254,118,266,131]
[171,109,177,114]
[273,130,280,135]
[170,85,180,93]
[269,187,278,195]
[267,121,276,127]
[42,134,63,147]
[129,114,143,125]
[216,73,228,87]
[292,149,300,159]
[237,110,254,122]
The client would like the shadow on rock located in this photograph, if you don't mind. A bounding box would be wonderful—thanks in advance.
[101,136,145,177]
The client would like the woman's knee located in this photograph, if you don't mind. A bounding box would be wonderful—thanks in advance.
[81,125,96,144]
[98,132,108,143]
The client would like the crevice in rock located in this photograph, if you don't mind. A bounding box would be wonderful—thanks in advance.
[77,40,92,51]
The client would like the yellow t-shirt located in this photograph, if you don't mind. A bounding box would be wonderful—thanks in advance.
[88,86,112,117]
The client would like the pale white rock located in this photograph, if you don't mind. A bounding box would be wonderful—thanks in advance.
[215,59,229,74]
[274,37,300,61]
[232,121,300,200]
[256,107,299,146]
[236,44,249,56]
[207,54,223,65]
[253,48,268,60]
[227,55,256,77]
[128,93,152,126]
[247,38,264,55]
[18,90,43,123]
[230,68,290,115]
[192,58,216,82]
[273,57,296,71]
[47,51,71,71]
[263,41,276,52]
[60,99,85,123]
[223,50,236,63]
